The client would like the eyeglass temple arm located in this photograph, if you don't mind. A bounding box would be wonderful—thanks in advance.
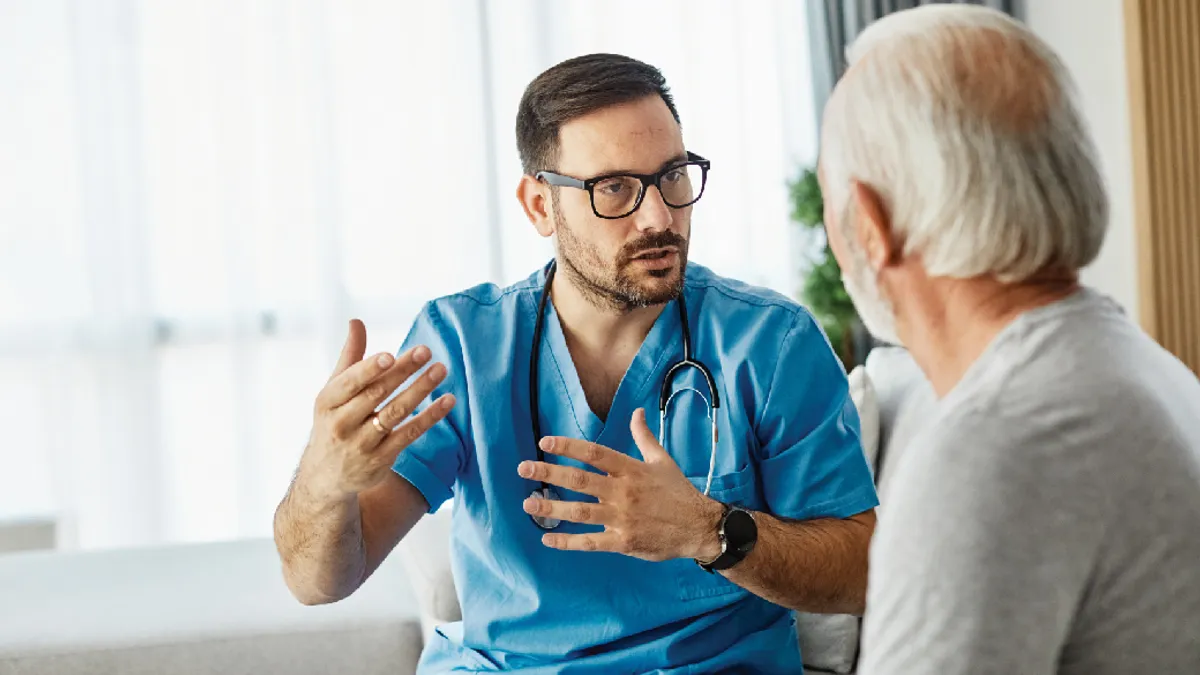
[534,171,585,189]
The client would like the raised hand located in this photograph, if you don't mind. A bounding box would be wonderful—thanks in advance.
[298,319,456,502]
[518,408,724,562]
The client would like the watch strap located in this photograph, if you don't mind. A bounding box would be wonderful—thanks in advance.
[696,504,755,573]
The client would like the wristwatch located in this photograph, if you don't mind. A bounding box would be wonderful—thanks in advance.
[695,503,757,573]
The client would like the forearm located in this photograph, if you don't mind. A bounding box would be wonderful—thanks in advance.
[273,472,367,605]
[715,506,875,614]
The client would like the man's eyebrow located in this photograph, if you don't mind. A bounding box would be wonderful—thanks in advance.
[593,153,690,177]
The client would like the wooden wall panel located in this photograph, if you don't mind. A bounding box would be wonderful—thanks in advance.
[1125,0,1200,374]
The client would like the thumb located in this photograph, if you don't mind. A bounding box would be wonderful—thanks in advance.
[331,319,367,377]
[630,408,672,464]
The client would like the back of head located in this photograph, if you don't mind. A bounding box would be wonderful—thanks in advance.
[821,5,1109,282]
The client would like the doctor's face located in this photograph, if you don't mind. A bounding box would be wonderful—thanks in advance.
[550,95,692,310]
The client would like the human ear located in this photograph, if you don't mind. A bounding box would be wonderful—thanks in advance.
[517,175,555,237]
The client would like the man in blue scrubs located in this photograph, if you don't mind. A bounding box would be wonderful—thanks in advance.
[274,54,878,673]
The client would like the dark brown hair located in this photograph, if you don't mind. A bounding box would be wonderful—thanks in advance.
[515,53,680,175]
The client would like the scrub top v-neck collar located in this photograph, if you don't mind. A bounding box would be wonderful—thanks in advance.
[535,265,682,452]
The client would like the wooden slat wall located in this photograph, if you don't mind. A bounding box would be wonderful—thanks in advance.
[1125,0,1200,374]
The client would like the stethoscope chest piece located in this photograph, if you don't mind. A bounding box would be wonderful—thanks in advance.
[530,486,562,530]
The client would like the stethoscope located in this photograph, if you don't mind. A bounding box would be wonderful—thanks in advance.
[528,260,720,530]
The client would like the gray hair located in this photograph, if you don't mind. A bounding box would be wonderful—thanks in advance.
[820,4,1109,282]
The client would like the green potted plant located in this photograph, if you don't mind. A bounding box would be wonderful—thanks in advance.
[788,167,863,369]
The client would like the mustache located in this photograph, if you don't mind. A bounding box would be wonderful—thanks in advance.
[620,232,687,262]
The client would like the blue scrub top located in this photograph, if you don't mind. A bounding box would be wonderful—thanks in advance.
[392,261,878,674]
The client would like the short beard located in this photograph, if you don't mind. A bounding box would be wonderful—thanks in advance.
[553,197,687,313]
[838,200,901,346]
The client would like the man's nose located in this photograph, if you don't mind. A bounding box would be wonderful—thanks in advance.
[633,185,674,232]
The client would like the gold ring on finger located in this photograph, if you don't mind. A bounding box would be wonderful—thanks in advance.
[371,415,387,434]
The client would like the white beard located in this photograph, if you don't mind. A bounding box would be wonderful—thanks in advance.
[839,202,902,346]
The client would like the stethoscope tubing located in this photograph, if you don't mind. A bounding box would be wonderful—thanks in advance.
[528,260,720,529]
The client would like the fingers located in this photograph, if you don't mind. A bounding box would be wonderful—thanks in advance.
[376,393,457,463]
[337,346,439,424]
[540,531,619,553]
[330,319,367,377]
[539,437,637,475]
[318,344,427,411]
[370,361,446,430]
[629,408,672,464]
[523,494,613,526]
[517,461,612,498]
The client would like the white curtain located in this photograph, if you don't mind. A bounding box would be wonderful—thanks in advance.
[0,0,818,551]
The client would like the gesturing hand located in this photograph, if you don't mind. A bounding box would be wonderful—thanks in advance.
[518,408,724,562]
[298,319,456,503]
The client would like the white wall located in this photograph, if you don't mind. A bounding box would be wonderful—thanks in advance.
[1026,0,1139,318]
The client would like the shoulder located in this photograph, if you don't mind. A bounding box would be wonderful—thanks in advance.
[684,262,806,314]
[684,262,826,346]
[418,266,543,329]
[904,405,1061,477]
[893,403,1108,523]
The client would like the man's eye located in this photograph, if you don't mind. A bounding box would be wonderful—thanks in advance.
[597,181,627,195]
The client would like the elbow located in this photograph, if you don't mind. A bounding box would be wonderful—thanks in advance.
[285,581,328,606]
[279,563,349,606]
[271,494,367,606]
[291,587,338,607]
[272,511,336,605]
[274,540,355,606]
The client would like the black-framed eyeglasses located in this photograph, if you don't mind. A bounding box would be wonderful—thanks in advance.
[535,151,711,219]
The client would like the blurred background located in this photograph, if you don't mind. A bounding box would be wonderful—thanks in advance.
[0,0,1142,554]
[0,0,823,553]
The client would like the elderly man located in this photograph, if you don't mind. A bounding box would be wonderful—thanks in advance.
[818,5,1200,675]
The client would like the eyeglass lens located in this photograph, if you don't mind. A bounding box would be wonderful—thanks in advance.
[591,163,705,218]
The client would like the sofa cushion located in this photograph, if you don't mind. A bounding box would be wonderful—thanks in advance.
[0,624,422,675]
[0,538,425,675]
[848,365,881,477]
[396,505,460,644]
[863,347,938,501]
[792,364,880,674]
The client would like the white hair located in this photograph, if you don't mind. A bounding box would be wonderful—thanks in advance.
[820,4,1109,282]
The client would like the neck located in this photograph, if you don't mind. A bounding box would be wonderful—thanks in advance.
[899,272,1080,397]
[550,266,665,353]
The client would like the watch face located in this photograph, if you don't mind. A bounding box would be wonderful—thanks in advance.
[723,508,757,554]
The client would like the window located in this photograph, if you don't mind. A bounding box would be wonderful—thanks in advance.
[0,0,817,550]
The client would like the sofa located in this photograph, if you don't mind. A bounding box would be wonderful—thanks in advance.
[0,347,934,675]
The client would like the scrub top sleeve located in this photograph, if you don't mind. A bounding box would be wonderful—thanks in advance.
[390,301,470,513]
[755,311,879,521]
